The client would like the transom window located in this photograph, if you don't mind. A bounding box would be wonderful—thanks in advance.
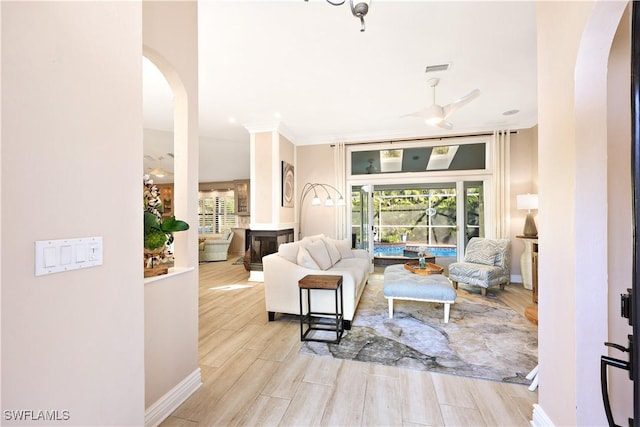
[351,143,486,175]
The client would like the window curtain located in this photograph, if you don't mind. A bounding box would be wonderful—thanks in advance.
[492,130,511,239]
[334,142,347,240]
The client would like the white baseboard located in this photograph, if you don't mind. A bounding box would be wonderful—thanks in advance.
[511,274,523,283]
[145,368,202,427]
[531,404,554,427]
[249,270,264,282]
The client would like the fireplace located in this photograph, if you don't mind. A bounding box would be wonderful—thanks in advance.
[247,229,294,271]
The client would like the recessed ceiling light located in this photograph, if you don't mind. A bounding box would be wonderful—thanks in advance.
[273,112,282,119]
[228,117,236,124]
[503,109,520,116]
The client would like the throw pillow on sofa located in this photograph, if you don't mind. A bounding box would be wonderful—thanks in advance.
[321,237,342,265]
[278,242,299,263]
[297,246,320,270]
[302,234,325,243]
[332,239,354,259]
[304,240,333,270]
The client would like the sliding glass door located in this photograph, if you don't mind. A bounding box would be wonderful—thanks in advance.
[351,180,485,262]
[350,185,373,250]
[463,181,484,244]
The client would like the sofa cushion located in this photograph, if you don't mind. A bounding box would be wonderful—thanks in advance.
[305,240,332,270]
[297,246,320,270]
[332,257,370,294]
[322,238,341,266]
[333,239,354,259]
[278,241,300,264]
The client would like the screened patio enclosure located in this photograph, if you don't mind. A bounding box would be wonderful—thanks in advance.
[351,182,484,262]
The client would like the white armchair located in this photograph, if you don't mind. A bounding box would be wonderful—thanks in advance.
[448,237,511,296]
[199,229,234,262]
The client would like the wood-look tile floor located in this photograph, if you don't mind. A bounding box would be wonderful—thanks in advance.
[160,259,538,427]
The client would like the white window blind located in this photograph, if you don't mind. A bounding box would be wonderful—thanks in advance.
[216,194,236,232]
[199,191,236,234]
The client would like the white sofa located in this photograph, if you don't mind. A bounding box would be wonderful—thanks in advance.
[262,234,371,329]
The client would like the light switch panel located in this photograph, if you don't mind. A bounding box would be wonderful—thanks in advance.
[35,237,103,276]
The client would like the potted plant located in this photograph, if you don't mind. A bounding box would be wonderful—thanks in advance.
[144,177,189,275]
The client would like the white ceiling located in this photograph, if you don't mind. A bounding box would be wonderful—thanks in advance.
[143,0,537,177]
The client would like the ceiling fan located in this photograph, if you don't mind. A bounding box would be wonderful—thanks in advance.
[409,78,481,130]
[145,154,174,178]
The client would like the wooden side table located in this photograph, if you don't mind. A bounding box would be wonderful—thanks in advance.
[298,274,344,344]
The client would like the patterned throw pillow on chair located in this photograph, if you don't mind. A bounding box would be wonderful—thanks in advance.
[464,239,499,266]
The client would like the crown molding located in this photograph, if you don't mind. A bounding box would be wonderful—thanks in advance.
[243,121,298,144]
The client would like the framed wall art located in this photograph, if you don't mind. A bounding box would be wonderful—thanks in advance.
[281,161,294,208]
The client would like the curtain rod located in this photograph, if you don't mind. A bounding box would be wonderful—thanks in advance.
[329,130,519,147]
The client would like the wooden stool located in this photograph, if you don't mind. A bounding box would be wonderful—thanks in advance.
[298,274,344,344]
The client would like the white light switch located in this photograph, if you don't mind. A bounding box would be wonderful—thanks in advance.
[60,245,72,265]
[43,247,57,267]
[75,244,86,262]
[35,237,103,276]
[89,245,99,261]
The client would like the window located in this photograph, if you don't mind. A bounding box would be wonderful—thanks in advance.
[366,186,457,245]
[351,143,486,175]
[198,190,236,233]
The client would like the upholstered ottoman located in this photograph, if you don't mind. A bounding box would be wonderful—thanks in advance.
[383,264,457,323]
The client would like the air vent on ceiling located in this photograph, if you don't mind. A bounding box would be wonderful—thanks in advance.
[425,63,451,73]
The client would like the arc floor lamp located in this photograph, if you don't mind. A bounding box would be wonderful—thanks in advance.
[298,183,346,240]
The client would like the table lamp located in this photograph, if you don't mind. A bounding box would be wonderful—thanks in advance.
[517,193,538,237]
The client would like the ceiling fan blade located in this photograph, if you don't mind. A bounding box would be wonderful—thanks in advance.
[406,104,445,121]
[443,89,481,119]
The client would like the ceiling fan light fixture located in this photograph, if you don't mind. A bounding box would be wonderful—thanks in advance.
[423,104,444,125]
[150,168,167,178]
[147,155,173,178]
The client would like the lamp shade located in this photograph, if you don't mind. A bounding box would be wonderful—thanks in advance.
[517,194,538,211]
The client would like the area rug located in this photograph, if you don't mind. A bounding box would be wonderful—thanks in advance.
[300,275,538,384]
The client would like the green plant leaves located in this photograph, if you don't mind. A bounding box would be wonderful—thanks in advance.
[161,216,190,233]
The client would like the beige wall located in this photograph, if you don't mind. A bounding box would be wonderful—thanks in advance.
[142,0,200,412]
[537,1,630,425]
[509,127,538,278]
[296,145,341,239]
[1,2,145,424]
